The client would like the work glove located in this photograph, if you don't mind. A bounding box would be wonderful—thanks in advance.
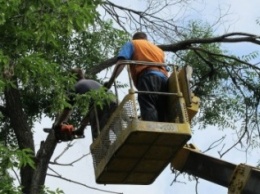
[103,81,110,89]
[54,123,74,142]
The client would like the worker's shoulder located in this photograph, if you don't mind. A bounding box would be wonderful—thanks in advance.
[132,39,150,45]
[132,39,155,45]
[76,79,102,88]
[132,39,161,50]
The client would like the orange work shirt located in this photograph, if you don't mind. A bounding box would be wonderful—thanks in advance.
[130,40,168,86]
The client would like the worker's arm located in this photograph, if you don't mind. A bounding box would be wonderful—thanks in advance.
[105,59,126,89]
[53,108,72,128]
[104,41,134,89]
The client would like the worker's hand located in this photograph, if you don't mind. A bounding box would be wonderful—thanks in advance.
[52,123,61,132]
[103,81,111,89]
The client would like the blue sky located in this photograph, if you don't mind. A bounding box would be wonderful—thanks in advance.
[34,1,260,194]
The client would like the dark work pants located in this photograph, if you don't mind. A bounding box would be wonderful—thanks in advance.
[137,71,168,122]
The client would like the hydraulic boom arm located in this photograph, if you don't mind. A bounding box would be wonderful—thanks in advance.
[171,144,260,194]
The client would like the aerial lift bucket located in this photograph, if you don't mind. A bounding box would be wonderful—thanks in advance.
[90,63,192,184]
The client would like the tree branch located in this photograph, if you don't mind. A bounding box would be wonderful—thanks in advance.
[30,133,57,194]
[95,32,260,74]
[47,167,123,194]
[158,32,260,52]
[4,80,35,194]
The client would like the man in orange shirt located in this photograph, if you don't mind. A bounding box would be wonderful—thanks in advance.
[105,32,168,122]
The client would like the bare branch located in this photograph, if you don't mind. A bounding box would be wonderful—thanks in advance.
[92,32,260,77]
[218,124,248,158]
[189,46,260,71]
[202,136,226,153]
[53,142,75,163]
[49,153,90,166]
[47,168,123,194]
[101,0,187,39]
[158,32,260,52]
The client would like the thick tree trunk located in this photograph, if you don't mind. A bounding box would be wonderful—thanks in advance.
[31,109,72,194]
[31,132,57,194]
[4,85,35,194]
[5,84,59,194]
[4,75,79,194]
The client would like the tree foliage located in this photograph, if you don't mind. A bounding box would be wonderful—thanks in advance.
[0,0,127,193]
[0,0,260,193]
[0,143,35,194]
[175,21,260,149]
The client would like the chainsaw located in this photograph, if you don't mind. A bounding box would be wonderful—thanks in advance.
[43,122,85,142]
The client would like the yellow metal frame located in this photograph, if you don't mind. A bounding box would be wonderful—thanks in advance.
[228,164,252,194]
[171,143,200,172]
[92,118,191,184]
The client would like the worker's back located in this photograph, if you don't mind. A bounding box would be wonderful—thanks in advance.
[74,79,101,94]
[73,78,118,140]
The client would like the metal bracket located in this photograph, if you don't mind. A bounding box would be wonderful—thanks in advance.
[228,164,251,194]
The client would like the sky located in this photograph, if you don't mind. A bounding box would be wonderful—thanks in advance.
[33,1,260,194]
